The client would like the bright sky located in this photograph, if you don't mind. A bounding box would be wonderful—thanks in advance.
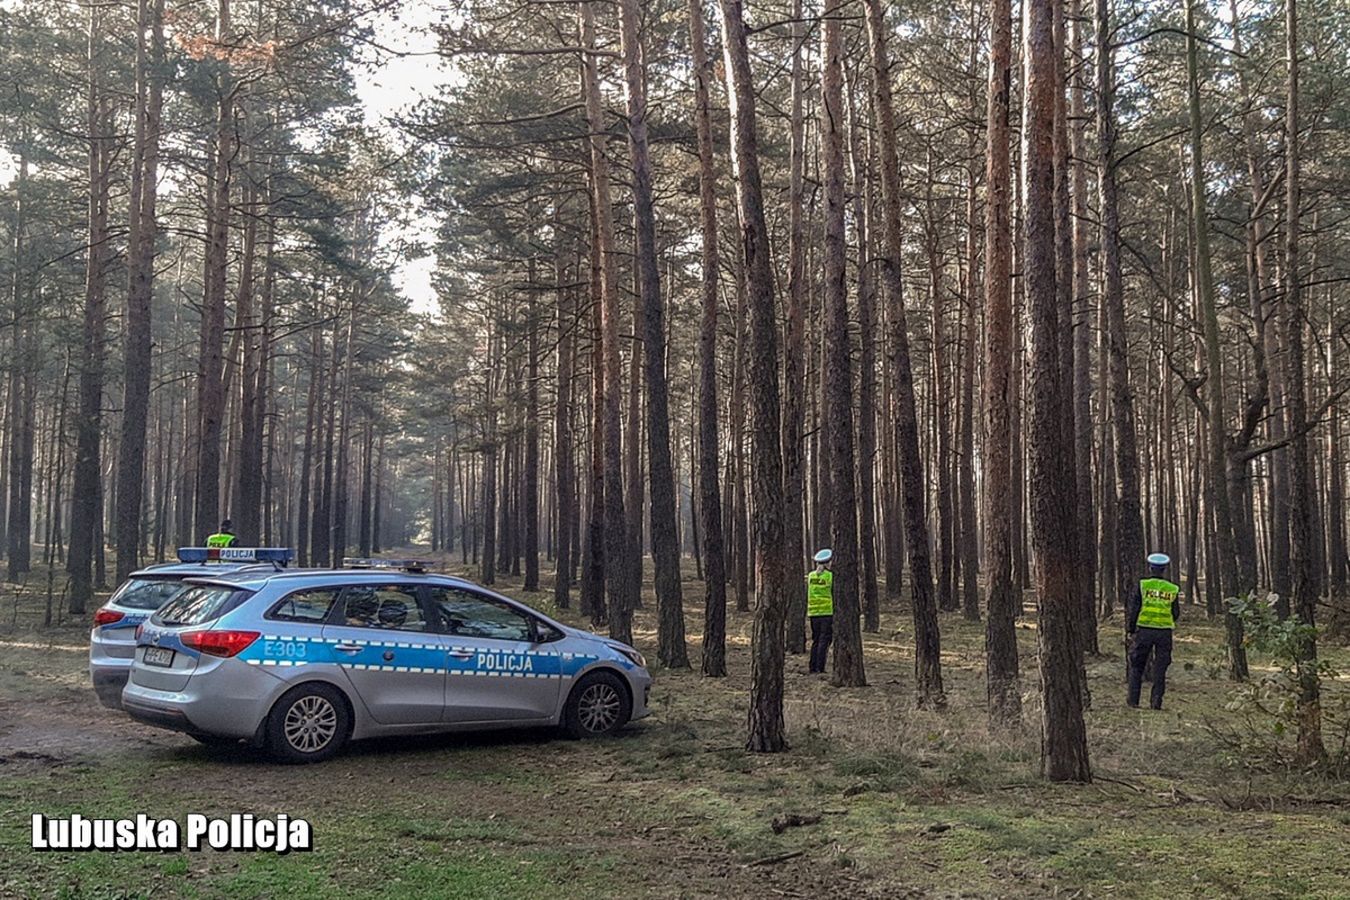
[356,0,454,316]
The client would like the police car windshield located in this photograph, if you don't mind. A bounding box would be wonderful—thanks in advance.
[110,577,191,612]
[153,585,254,627]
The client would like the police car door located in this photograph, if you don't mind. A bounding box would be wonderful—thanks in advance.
[320,584,448,726]
[429,587,562,724]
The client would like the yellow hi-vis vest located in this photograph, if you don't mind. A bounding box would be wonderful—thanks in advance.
[807,569,834,617]
[206,533,235,549]
[1137,577,1179,629]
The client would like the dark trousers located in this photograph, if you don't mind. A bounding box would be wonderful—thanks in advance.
[809,615,834,673]
[1127,627,1173,709]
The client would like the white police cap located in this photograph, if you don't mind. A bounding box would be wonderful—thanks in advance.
[1147,553,1170,567]
[813,548,834,563]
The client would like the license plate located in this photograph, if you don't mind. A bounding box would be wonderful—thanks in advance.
[143,647,175,668]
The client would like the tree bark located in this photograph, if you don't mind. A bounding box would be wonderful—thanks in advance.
[862,0,944,707]
[1186,0,1247,679]
[715,0,789,752]
[617,0,687,665]
[579,0,633,643]
[781,0,810,654]
[688,0,727,677]
[69,4,110,614]
[1282,0,1324,764]
[984,0,1021,726]
[1027,0,1091,783]
[821,0,864,687]
[115,0,164,581]
[1096,0,1145,628]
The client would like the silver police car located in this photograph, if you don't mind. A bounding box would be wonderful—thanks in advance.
[90,548,293,708]
[121,559,653,762]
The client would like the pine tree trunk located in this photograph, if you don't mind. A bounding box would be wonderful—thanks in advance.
[1186,0,1247,679]
[1027,0,1091,783]
[115,0,164,582]
[617,0,686,664]
[983,0,1021,726]
[688,0,727,676]
[862,0,944,708]
[69,6,109,615]
[1282,0,1324,764]
[195,0,233,541]
[1069,0,1097,653]
[820,0,864,686]
[554,214,576,609]
[1096,0,1145,625]
[580,0,632,642]
[781,0,809,654]
[715,0,789,752]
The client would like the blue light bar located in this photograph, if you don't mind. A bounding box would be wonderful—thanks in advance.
[343,557,434,573]
[177,547,294,565]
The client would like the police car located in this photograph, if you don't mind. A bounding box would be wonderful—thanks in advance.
[120,558,653,762]
[89,548,293,708]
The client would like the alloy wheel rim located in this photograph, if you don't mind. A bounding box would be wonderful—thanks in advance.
[578,683,621,733]
[284,695,337,753]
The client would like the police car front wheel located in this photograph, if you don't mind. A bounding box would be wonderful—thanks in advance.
[266,683,351,763]
[563,671,631,739]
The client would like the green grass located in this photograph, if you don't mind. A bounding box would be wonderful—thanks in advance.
[2,560,1349,898]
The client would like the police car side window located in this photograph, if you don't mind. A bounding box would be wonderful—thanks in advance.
[268,588,340,624]
[338,585,428,632]
[430,589,532,642]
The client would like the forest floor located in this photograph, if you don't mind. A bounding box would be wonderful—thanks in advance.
[1,558,1349,899]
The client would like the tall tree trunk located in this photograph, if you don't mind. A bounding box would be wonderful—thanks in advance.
[524,256,541,592]
[688,0,727,676]
[862,0,944,708]
[821,0,864,687]
[1282,0,1324,764]
[715,0,789,752]
[554,212,576,609]
[1097,0,1145,627]
[69,5,109,614]
[195,0,234,541]
[1069,0,1097,654]
[781,0,809,654]
[617,0,687,664]
[115,0,164,582]
[1186,0,1247,679]
[580,0,633,642]
[846,58,882,635]
[1027,0,1091,783]
[984,0,1021,725]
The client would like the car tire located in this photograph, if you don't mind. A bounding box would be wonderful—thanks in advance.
[265,683,351,764]
[562,670,631,739]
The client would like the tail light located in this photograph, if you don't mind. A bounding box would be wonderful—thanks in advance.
[180,630,261,658]
[94,609,124,627]
[135,623,145,641]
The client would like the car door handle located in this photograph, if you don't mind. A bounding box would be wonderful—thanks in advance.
[334,643,363,654]
[448,650,474,660]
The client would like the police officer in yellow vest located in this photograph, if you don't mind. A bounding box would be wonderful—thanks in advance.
[206,519,239,549]
[1127,552,1181,709]
[807,549,834,674]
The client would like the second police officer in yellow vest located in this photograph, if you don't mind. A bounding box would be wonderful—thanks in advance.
[205,519,240,549]
[807,548,834,675]
[1126,552,1181,709]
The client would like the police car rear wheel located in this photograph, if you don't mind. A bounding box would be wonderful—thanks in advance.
[267,684,350,763]
[563,671,630,739]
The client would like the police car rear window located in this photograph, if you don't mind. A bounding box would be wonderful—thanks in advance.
[267,588,340,624]
[110,577,190,611]
[153,585,254,627]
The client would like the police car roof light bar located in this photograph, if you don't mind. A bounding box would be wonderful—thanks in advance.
[177,547,295,567]
[342,557,435,573]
